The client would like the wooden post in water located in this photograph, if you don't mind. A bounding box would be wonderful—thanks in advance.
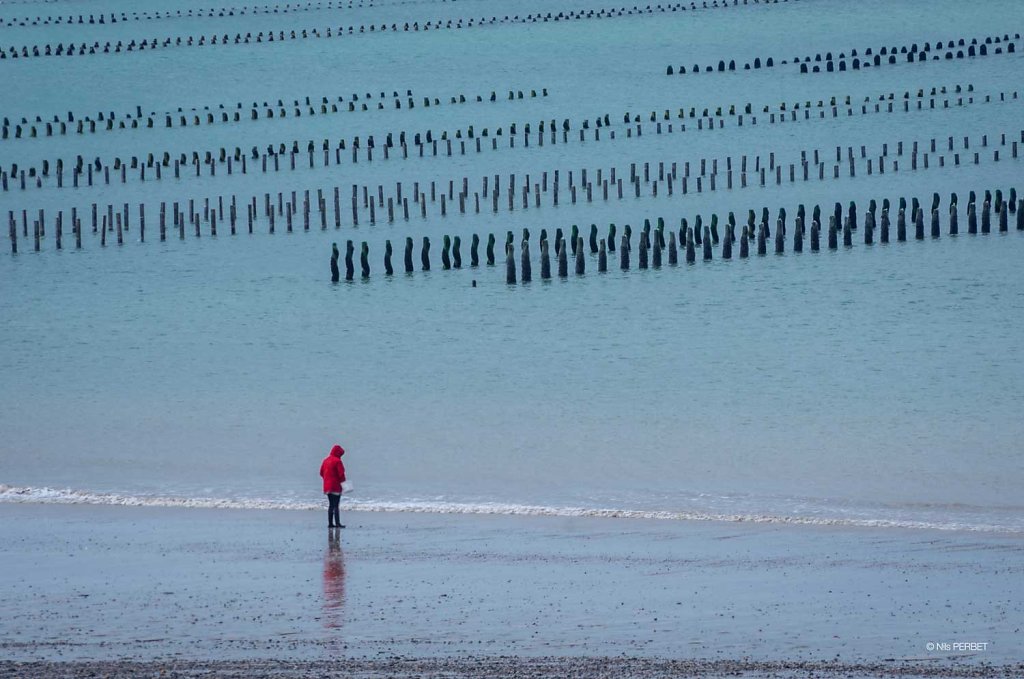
[575,236,585,275]
[521,235,532,282]
[331,243,340,282]
[506,242,517,284]
[345,240,355,281]
[384,240,394,275]
[405,237,414,273]
[421,236,431,271]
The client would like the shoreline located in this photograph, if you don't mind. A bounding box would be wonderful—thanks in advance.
[2,483,1020,535]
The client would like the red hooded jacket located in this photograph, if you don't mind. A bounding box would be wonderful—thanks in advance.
[320,445,346,494]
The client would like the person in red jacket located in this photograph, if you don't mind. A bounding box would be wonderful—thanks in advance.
[319,444,346,528]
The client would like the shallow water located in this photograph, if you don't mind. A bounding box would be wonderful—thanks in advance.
[1,0,1023,533]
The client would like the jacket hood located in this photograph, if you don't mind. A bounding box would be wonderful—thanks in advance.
[330,445,345,458]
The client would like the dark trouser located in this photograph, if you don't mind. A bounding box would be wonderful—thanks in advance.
[326,493,341,526]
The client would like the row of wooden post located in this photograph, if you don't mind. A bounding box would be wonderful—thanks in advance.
[9,186,1019,257]
[666,32,1021,75]
[2,82,974,151]
[798,41,1017,73]
[0,0,794,60]
[317,191,1023,283]
[2,82,972,147]
[0,2,372,28]
[0,88,548,140]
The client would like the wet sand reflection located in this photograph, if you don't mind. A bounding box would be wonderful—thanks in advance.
[322,527,346,630]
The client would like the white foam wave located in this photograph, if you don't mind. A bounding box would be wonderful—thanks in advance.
[0,484,1018,534]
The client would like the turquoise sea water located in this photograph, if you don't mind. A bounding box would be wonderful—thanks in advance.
[1,0,1023,532]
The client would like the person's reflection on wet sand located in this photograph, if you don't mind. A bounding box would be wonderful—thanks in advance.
[322,527,346,630]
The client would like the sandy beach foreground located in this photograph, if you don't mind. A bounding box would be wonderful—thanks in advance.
[2,657,1022,679]
[1,503,1021,677]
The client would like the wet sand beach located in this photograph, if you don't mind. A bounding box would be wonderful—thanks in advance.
[1,504,1020,676]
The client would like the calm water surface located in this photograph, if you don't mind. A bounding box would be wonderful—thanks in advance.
[1,0,1023,532]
